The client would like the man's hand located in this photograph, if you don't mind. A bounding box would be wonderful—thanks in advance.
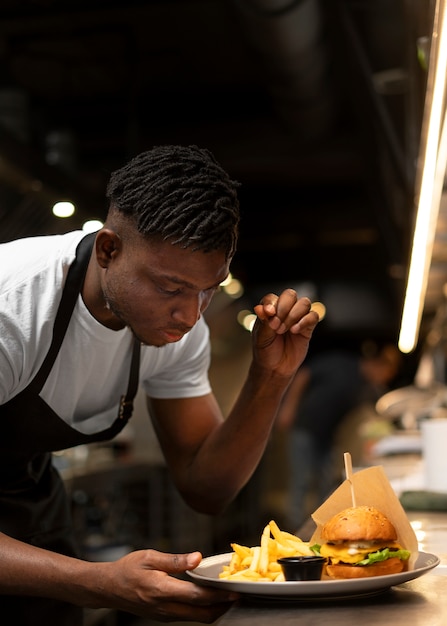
[95,549,238,622]
[252,288,320,378]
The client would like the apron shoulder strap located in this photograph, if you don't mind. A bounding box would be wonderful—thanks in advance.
[30,232,96,394]
[119,339,141,420]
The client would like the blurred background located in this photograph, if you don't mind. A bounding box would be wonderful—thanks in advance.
[0,0,435,347]
[0,1,445,623]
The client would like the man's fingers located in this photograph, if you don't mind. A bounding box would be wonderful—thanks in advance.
[141,550,203,574]
[254,291,313,333]
[289,309,320,336]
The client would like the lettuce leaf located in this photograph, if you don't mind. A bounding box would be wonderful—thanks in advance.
[310,543,321,556]
[356,547,411,566]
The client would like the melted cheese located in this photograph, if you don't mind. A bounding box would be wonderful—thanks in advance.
[320,541,402,564]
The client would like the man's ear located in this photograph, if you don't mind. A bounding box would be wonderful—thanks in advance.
[95,229,122,269]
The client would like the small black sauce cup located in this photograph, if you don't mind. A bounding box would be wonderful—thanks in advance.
[277,555,327,581]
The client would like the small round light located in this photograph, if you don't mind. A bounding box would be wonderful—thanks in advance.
[82,219,103,233]
[52,201,75,218]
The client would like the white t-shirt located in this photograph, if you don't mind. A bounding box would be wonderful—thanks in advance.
[0,231,211,434]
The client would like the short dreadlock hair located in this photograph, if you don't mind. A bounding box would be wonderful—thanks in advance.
[106,145,240,260]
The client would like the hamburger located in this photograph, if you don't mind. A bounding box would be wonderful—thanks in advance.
[316,505,411,579]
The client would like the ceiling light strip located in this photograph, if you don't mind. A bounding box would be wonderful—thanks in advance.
[398,0,447,353]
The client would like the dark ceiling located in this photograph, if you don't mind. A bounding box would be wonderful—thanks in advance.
[0,0,435,348]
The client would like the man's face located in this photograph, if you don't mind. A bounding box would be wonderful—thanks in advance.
[100,235,230,347]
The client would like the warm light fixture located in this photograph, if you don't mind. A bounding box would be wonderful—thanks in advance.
[398,0,447,353]
[237,309,257,332]
[310,300,326,321]
[220,273,244,298]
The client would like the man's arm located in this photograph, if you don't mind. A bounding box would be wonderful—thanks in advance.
[148,289,319,514]
[0,532,236,620]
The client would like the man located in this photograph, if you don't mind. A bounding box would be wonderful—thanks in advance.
[0,145,319,623]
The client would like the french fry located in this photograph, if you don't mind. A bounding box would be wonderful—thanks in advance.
[231,543,252,560]
[219,520,315,582]
[258,523,271,576]
[248,545,261,572]
[268,519,285,542]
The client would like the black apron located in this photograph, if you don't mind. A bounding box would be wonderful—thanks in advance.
[0,232,141,624]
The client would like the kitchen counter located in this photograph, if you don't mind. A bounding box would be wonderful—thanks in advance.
[217,573,447,625]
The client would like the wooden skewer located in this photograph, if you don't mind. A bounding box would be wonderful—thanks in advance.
[344,451,357,507]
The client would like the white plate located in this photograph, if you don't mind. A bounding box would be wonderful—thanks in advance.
[188,551,440,599]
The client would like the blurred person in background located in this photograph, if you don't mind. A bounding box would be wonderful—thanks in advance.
[275,342,402,530]
[0,144,319,624]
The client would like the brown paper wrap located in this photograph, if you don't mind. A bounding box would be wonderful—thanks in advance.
[310,465,419,568]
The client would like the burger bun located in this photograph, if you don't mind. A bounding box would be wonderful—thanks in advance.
[321,505,397,543]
